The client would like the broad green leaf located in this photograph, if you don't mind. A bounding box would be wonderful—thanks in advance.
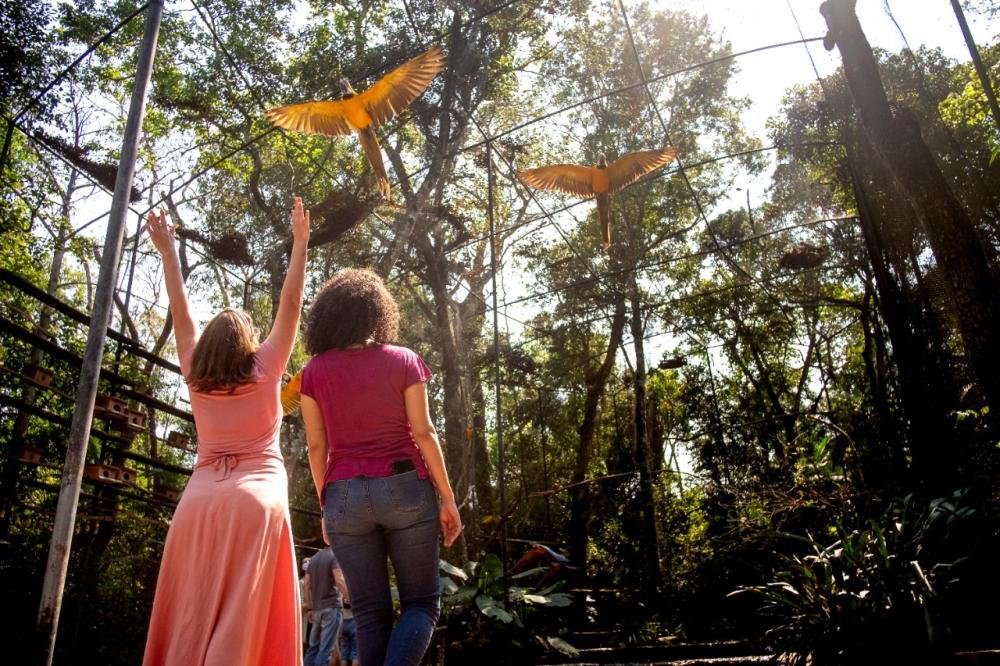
[511,566,549,580]
[475,594,514,623]
[523,592,573,607]
[440,576,459,595]
[546,637,580,657]
[440,559,469,582]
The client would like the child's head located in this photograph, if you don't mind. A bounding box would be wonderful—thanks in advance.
[304,268,399,354]
[188,308,259,392]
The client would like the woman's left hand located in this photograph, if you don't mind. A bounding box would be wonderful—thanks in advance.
[439,498,462,547]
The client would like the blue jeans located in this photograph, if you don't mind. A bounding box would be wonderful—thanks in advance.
[339,615,358,662]
[305,606,342,666]
[324,471,441,666]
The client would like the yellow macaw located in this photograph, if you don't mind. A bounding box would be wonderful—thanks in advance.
[266,46,446,198]
[517,147,678,249]
[280,371,303,416]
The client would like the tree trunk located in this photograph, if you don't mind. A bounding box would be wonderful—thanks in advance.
[628,279,662,595]
[568,296,626,568]
[824,0,1000,433]
[846,138,953,489]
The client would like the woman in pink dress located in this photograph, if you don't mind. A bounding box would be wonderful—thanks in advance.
[142,197,310,666]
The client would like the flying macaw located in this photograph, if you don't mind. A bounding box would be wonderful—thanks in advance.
[517,147,678,249]
[266,46,446,198]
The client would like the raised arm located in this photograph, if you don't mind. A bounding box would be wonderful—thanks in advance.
[404,381,463,547]
[145,211,197,359]
[265,196,310,360]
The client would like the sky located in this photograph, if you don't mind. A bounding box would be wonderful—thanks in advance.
[667,0,996,139]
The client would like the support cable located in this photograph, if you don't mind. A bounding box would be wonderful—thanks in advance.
[616,0,797,331]
[492,215,855,311]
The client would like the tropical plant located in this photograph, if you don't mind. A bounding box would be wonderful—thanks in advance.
[435,554,577,664]
[734,490,987,664]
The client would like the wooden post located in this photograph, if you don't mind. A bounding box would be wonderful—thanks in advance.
[821,0,1000,422]
[36,2,163,663]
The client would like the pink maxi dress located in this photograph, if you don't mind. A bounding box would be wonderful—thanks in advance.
[143,340,302,666]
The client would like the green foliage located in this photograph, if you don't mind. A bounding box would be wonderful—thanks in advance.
[736,490,991,664]
[0,0,62,115]
[436,555,577,663]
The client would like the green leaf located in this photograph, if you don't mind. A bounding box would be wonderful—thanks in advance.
[440,559,469,582]
[546,637,580,657]
[475,594,514,623]
[511,566,549,580]
[444,586,479,606]
[440,576,459,595]
[478,553,504,597]
[523,592,573,607]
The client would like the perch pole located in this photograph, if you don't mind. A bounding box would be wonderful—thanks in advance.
[36,2,163,663]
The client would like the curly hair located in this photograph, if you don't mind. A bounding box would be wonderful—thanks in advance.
[304,268,399,355]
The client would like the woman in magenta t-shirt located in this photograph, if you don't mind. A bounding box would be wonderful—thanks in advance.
[300,268,462,666]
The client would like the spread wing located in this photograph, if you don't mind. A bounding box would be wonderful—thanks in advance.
[606,147,678,193]
[280,371,303,415]
[265,101,355,137]
[516,164,596,197]
[359,45,446,127]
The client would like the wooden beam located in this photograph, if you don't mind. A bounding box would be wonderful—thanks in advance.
[0,267,181,375]
[0,315,193,422]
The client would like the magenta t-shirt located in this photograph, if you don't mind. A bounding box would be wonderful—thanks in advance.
[301,344,432,491]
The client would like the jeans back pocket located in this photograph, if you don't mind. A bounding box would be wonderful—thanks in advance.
[384,471,428,514]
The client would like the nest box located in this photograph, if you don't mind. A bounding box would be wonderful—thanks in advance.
[10,442,44,464]
[84,463,120,485]
[154,479,181,502]
[94,395,128,420]
[166,431,192,451]
[116,466,137,486]
[23,364,54,387]
[124,409,146,432]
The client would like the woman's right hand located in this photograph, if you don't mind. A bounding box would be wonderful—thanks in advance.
[145,210,175,256]
[290,196,310,246]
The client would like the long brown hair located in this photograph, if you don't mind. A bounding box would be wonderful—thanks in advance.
[187,309,259,392]
[304,268,399,355]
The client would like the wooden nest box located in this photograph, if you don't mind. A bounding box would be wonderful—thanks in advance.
[23,364,54,387]
[116,466,138,486]
[94,395,128,421]
[10,442,44,464]
[124,409,147,432]
[166,431,193,451]
[84,463,120,485]
[154,479,181,502]
[84,463,137,486]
